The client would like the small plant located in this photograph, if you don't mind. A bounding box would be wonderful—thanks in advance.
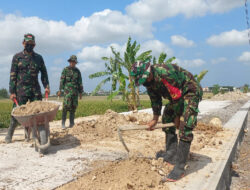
[212,84,220,95]
[243,84,249,93]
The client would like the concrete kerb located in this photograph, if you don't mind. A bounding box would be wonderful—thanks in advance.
[202,100,250,190]
[121,100,249,190]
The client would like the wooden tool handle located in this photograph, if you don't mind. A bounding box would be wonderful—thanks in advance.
[119,122,174,131]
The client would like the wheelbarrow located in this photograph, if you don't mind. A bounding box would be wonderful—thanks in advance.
[11,97,60,154]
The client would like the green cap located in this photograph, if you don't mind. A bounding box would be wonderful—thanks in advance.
[68,55,78,63]
[130,61,151,86]
[24,33,35,42]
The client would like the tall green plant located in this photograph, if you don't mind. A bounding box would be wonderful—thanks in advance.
[194,70,208,84]
[120,37,152,110]
[89,51,121,100]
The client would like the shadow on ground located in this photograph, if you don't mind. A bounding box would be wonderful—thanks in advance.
[185,152,212,176]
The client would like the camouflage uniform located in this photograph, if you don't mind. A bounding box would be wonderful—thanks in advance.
[131,61,203,181]
[59,66,83,112]
[6,33,49,143]
[9,51,49,104]
[59,55,83,129]
[132,62,203,142]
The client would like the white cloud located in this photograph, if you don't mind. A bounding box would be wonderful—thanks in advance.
[126,0,243,22]
[171,35,195,48]
[238,51,250,65]
[0,10,153,56]
[211,57,227,64]
[76,40,174,72]
[140,40,173,58]
[53,58,64,65]
[176,58,206,67]
[207,29,249,46]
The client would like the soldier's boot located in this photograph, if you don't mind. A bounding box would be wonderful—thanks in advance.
[62,110,67,130]
[161,140,191,182]
[156,133,177,165]
[5,117,18,143]
[69,111,75,128]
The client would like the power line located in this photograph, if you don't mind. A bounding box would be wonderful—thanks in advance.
[245,0,250,45]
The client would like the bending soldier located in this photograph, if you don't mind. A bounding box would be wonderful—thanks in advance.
[6,33,50,143]
[130,61,203,182]
[58,55,83,129]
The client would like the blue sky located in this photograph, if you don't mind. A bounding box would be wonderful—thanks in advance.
[0,0,249,94]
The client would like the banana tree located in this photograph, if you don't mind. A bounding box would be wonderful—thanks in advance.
[89,53,121,101]
[120,37,152,110]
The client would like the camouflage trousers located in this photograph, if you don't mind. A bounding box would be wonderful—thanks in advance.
[162,88,203,142]
[63,94,78,112]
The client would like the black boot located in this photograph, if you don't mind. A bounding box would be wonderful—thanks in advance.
[5,116,18,143]
[156,133,177,164]
[162,140,191,182]
[62,109,67,129]
[69,111,75,128]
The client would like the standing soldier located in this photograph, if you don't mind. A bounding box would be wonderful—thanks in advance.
[130,61,203,182]
[58,55,83,129]
[5,33,50,143]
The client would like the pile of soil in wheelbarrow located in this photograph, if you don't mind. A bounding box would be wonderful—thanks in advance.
[13,101,58,116]
[57,157,171,190]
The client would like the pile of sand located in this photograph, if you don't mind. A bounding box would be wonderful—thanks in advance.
[211,91,248,101]
[51,110,153,145]
[51,109,228,154]
[58,157,171,190]
[13,101,58,116]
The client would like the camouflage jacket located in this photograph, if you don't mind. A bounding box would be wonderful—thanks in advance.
[144,64,202,115]
[9,51,49,97]
[59,66,83,95]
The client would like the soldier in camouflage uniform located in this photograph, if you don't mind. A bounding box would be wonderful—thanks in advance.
[6,33,50,143]
[58,55,83,129]
[130,61,203,182]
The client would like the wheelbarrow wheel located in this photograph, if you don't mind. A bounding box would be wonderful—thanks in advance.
[38,126,48,154]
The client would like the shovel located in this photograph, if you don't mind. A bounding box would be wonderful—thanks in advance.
[118,122,175,153]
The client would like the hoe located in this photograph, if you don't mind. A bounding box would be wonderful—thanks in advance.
[118,122,175,152]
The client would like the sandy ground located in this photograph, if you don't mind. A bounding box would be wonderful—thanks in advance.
[0,98,248,190]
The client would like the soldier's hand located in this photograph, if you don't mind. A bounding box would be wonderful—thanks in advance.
[147,119,158,131]
[45,88,50,95]
[79,93,82,100]
[10,93,16,100]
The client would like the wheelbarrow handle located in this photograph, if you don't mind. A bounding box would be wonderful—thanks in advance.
[45,91,48,101]
[13,98,19,106]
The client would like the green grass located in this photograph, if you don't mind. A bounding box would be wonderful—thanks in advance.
[0,98,155,128]
[0,99,13,128]
[0,96,170,128]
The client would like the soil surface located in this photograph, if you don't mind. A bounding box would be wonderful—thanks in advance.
[211,91,248,101]
[55,100,247,190]
[13,101,58,116]
[230,114,250,190]
[0,97,248,190]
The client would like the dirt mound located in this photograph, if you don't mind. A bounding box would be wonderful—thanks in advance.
[192,122,225,151]
[211,91,248,101]
[58,157,171,190]
[50,110,153,145]
[13,101,58,116]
